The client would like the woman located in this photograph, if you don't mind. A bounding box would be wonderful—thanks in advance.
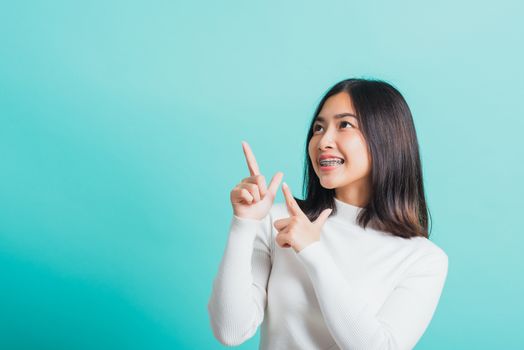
[208,78,449,350]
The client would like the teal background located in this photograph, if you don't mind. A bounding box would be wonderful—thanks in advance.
[1,0,523,349]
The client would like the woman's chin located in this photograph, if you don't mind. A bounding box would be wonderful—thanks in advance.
[319,179,338,189]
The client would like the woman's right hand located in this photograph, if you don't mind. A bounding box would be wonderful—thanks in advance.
[230,141,284,221]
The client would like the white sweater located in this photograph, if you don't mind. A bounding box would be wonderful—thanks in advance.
[208,197,448,350]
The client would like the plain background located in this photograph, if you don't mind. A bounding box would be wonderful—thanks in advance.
[1,0,523,349]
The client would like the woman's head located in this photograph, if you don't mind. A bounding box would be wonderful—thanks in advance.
[299,78,430,239]
[307,91,372,207]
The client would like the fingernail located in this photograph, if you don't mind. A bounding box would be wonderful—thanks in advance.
[283,182,288,188]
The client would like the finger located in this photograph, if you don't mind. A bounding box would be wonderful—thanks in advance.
[239,183,261,203]
[280,227,292,247]
[259,175,267,197]
[242,141,261,176]
[314,208,333,227]
[243,175,267,198]
[282,182,305,217]
[276,232,293,248]
[231,187,249,204]
[239,188,254,204]
[267,172,284,198]
[273,217,291,231]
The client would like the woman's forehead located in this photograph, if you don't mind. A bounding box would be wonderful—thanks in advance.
[317,93,357,120]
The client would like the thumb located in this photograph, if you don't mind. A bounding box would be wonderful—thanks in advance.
[314,208,333,227]
[266,172,284,199]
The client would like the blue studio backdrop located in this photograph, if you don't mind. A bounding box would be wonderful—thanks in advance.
[1,1,523,349]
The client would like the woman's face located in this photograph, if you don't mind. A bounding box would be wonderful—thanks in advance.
[308,92,372,205]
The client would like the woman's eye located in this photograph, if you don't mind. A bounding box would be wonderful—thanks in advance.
[313,121,353,133]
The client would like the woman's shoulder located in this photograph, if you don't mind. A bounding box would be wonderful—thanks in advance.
[368,224,448,261]
[405,236,449,268]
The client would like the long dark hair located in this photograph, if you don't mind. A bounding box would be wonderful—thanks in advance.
[297,78,431,239]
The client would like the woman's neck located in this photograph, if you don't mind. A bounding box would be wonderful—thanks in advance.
[335,177,371,208]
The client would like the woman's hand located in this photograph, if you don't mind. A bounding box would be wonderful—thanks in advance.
[230,141,284,220]
[273,182,332,253]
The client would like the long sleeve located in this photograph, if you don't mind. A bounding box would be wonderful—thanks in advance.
[296,240,449,350]
[207,213,273,346]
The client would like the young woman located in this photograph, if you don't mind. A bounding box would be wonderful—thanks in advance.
[208,78,449,350]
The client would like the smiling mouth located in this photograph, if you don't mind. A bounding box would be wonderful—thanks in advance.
[319,158,344,167]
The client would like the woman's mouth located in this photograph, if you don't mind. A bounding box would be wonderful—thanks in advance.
[319,158,344,171]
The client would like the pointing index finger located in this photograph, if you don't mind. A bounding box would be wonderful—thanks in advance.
[241,141,261,176]
[282,182,305,217]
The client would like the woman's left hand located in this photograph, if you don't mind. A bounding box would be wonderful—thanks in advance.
[274,182,333,253]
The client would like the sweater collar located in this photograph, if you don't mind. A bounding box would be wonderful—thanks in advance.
[332,197,363,225]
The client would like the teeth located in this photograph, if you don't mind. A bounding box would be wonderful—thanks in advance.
[320,158,343,166]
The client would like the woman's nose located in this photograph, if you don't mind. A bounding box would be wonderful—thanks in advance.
[318,132,335,150]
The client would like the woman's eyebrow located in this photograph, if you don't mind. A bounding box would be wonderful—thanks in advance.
[315,113,359,122]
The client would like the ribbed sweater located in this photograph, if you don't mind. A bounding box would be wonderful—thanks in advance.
[208,197,448,349]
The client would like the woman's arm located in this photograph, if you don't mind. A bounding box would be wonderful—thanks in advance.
[207,213,272,346]
[297,241,448,350]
